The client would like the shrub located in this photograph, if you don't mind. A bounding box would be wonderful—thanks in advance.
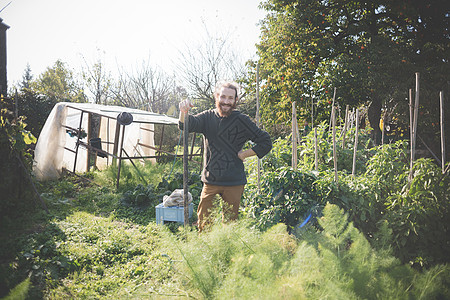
[243,166,321,231]
[383,158,450,267]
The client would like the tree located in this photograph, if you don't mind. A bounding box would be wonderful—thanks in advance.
[19,63,33,90]
[11,66,55,138]
[111,59,186,114]
[32,60,86,103]
[81,58,112,105]
[14,89,54,138]
[176,24,248,112]
[256,0,449,142]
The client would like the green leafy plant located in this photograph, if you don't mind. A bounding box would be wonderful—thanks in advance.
[365,139,410,198]
[384,159,450,267]
[297,121,374,174]
[244,166,321,231]
[0,94,38,229]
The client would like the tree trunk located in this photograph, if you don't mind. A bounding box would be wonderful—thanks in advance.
[368,97,382,145]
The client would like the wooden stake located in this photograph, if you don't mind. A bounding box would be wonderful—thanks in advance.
[256,63,260,126]
[329,87,336,131]
[183,108,189,227]
[409,89,413,146]
[14,89,18,121]
[342,105,349,148]
[351,108,355,129]
[292,102,298,170]
[381,110,385,145]
[409,73,420,181]
[352,109,360,176]
[256,62,261,193]
[441,91,446,174]
[314,127,318,171]
[332,105,338,183]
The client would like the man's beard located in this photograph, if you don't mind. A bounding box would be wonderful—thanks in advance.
[216,101,236,117]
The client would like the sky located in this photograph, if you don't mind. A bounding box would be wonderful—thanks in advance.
[0,0,267,87]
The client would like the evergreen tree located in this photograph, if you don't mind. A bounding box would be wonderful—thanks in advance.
[19,63,33,90]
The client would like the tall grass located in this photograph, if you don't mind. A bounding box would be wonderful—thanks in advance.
[158,203,449,299]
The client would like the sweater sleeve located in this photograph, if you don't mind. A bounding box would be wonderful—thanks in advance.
[244,115,272,159]
[178,112,207,133]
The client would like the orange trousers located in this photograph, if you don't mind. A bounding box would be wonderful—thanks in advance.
[197,183,245,231]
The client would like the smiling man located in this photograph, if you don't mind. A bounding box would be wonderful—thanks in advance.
[179,81,272,231]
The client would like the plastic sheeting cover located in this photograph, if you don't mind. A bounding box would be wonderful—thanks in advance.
[33,102,178,181]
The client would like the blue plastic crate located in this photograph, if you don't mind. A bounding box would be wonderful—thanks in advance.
[155,203,193,225]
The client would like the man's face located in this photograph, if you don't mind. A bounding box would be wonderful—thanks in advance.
[215,87,237,117]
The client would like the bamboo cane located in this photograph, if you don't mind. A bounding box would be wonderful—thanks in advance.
[14,89,18,121]
[329,87,337,131]
[314,127,318,171]
[256,62,261,192]
[381,111,385,145]
[409,89,413,148]
[352,109,360,176]
[441,91,446,174]
[342,105,349,148]
[332,105,338,183]
[292,102,298,170]
[409,73,420,181]
[351,108,355,129]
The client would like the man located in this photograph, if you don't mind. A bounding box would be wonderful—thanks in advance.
[179,81,272,231]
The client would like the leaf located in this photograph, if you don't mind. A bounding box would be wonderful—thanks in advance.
[23,131,37,145]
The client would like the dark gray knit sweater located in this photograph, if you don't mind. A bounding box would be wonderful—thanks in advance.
[179,109,272,186]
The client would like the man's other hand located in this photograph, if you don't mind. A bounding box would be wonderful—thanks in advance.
[238,149,257,162]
